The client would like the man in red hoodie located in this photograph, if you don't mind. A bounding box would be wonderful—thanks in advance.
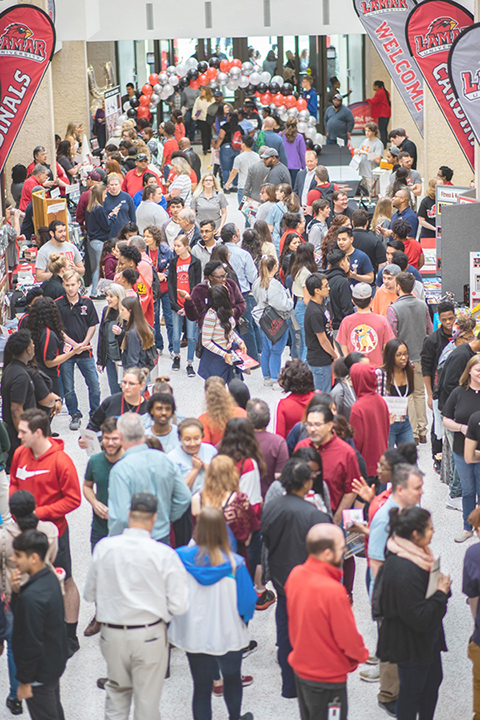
[286,523,368,719]
[10,409,82,657]
[350,363,390,485]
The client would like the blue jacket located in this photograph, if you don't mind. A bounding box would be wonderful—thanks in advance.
[176,545,257,623]
[157,243,175,274]
[133,190,168,211]
[103,191,136,238]
[324,105,355,142]
[303,87,318,119]
[85,205,115,242]
[263,130,288,167]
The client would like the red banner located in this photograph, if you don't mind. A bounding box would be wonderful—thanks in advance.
[348,101,374,131]
[0,4,55,175]
[406,0,474,168]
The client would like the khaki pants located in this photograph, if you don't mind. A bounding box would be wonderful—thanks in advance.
[408,360,427,438]
[378,661,399,704]
[469,640,480,720]
[100,621,168,720]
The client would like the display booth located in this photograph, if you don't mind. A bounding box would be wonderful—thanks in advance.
[32,189,69,240]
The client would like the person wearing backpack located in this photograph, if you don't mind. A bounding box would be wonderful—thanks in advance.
[119,296,157,371]
[305,165,338,220]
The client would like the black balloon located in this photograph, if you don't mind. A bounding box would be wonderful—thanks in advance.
[312,144,322,155]
[178,76,189,89]
[197,61,208,73]
[209,56,221,68]
[281,82,293,96]
[257,82,267,94]
[245,84,256,95]
[293,91,300,99]
[269,82,280,94]
[305,137,313,148]
[129,97,140,108]
[187,68,199,80]
[127,107,137,118]
[134,89,141,99]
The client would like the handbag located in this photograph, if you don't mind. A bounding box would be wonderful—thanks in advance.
[258,288,288,345]
[236,316,250,336]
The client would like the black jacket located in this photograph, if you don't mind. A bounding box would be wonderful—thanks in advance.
[261,493,330,596]
[97,306,124,368]
[420,327,451,394]
[352,228,386,276]
[325,266,354,330]
[168,253,202,312]
[41,274,65,301]
[293,168,317,198]
[437,342,475,411]
[12,567,68,684]
[377,553,448,665]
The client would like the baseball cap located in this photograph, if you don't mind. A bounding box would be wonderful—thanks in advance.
[334,93,343,101]
[383,263,401,276]
[388,146,400,157]
[239,119,255,133]
[352,282,372,300]
[87,170,101,181]
[260,147,279,159]
[136,153,148,161]
[130,492,158,514]
[214,90,223,98]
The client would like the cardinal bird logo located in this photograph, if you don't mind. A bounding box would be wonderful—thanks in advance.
[414,15,463,57]
[0,22,47,62]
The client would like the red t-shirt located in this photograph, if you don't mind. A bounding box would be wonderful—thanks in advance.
[174,124,186,143]
[122,168,161,197]
[176,255,191,307]
[276,391,316,438]
[336,311,394,368]
[163,138,179,167]
[403,237,423,270]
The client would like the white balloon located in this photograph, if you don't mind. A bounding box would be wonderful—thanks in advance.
[169,75,179,87]
[315,133,324,146]
[229,66,241,79]
[271,75,284,86]
[167,65,177,75]
[305,126,316,140]
[287,108,298,117]
[280,112,289,122]
[297,121,308,133]
[123,100,132,111]
[209,81,219,90]
[298,110,310,121]
[238,75,250,89]
[176,64,187,77]
[186,58,198,69]
[163,84,174,98]
[158,72,169,85]
[242,61,253,75]
[118,114,127,124]
[217,72,229,85]
[249,72,261,86]
[259,71,271,83]
[269,103,277,111]
[253,64,262,74]
[226,79,239,91]
[308,116,317,126]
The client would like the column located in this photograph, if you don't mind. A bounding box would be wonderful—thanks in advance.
[51,41,90,144]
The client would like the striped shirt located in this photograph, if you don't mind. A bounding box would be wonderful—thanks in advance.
[202,309,241,358]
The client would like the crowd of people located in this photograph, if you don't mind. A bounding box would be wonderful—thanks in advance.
[1,92,480,720]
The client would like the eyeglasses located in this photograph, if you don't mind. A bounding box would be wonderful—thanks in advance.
[306,421,326,429]
[122,380,140,387]
[211,273,227,280]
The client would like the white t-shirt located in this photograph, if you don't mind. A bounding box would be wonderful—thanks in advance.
[233,151,260,189]
[358,137,384,179]
[144,425,180,454]
[35,240,82,270]
[167,442,217,494]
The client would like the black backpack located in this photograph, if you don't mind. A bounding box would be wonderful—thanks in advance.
[150,266,161,302]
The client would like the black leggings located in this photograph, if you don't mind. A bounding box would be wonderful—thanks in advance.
[196,119,212,153]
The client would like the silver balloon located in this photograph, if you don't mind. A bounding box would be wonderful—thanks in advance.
[229,66,241,79]
[287,108,298,117]
[253,64,262,74]
[308,116,317,126]
[217,72,229,85]
[242,61,253,76]
[280,112,289,122]
[167,65,177,75]
[153,83,161,93]
[298,109,310,121]
[209,80,219,90]
[249,72,261,86]
[185,58,198,69]
[305,126,316,141]
[226,79,239,91]
[169,75,179,87]
[150,93,160,105]
[238,75,250,89]
[315,133,324,146]
[297,121,308,133]
[271,75,284,86]
[123,100,132,111]
[176,64,187,77]
[118,114,127,124]
[158,73,169,85]
[259,71,271,83]
[163,84,174,98]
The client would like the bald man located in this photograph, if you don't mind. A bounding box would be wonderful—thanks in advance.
[178,137,201,183]
[263,116,288,167]
[285,523,368,720]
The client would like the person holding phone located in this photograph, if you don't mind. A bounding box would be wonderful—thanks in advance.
[96,284,126,395]
[191,87,214,155]
[198,285,246,383]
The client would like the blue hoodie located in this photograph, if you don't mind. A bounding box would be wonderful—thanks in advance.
[176,545,257,623]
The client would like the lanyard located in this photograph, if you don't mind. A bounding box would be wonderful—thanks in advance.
[393,375,409,397]
[121,395,142,414]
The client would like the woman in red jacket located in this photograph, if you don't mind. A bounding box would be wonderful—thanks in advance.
[366,80,391,146]
[276,359,316,438]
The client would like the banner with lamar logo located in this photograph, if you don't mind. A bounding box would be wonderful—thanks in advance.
[406,0,474,168]
[352,0,424,136]
[448,23,480,147]
[0,4,55,174]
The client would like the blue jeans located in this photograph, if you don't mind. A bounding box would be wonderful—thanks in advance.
[289,169,299,186]
[287,315,299,359]
[105,357,121,395]
[260,328,288,381]
[294,298,307,362]
[187,650,243,720]
[242,292,261,362]
[5,606,18,700]
[89,239,104,296]
[237,188,243,206]
[172,311,196,363]
[276,594,297,698]
[453,451,480,531]
[310,363,333,393]
[388,416,415,447]
[219,144,239,186]
[60,355,100,417]
[155,292,173,352]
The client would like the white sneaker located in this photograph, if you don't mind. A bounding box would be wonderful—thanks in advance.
[359,665,380,682]
[445,494,462,511]
[454,530,473,543]
[272,382,282,391]
[263,378,273,387]
[366,655,379,666]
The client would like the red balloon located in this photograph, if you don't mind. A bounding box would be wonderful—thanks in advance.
[137,106,150,118]
[285,94,296,108]
[190,79,201,89]
[139,95,150,106]
[273,93,283,107]
[296,98,307,111]
[206,67,218,80]
[220,59,230,73]
[260,92,272,105]
[230,58,242,68]
[142,84,153,96]
[198,73,208,86]
[148,73,159,86]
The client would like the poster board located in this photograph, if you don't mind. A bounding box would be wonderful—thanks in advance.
[104,86,122,142]
[32,190,69,239]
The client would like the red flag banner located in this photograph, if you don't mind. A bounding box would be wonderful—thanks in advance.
[448,23,480,147]
[0,4,55,175]
[406,0,474,168]
[348,101,374,131]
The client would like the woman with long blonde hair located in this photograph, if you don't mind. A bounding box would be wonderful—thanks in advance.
[191,173,228,230]
[192,86,214,154]
[198,376,247,445]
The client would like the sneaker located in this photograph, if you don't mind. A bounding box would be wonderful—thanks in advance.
[256,589,276,610]
[263,378,273,387]
[272,382,282,391]
[446,494,462,511]
[69,414,82,431]
[378,700,397,717]
[172,356,180,371]
[366,655,379,665]
[242,640,258,658]
[6,696,23,715]
[359,665,380,682]
[97,678,107,690]
[240,713,254,720]
[67,636,80,658]
[213,676,254,696]
[454,530,473,543]
[186,364,196,378]
[433,458,441,474]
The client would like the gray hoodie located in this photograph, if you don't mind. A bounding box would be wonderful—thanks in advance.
[251,277,294,324]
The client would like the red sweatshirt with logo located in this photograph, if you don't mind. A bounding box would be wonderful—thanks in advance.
[10,439,81,536]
